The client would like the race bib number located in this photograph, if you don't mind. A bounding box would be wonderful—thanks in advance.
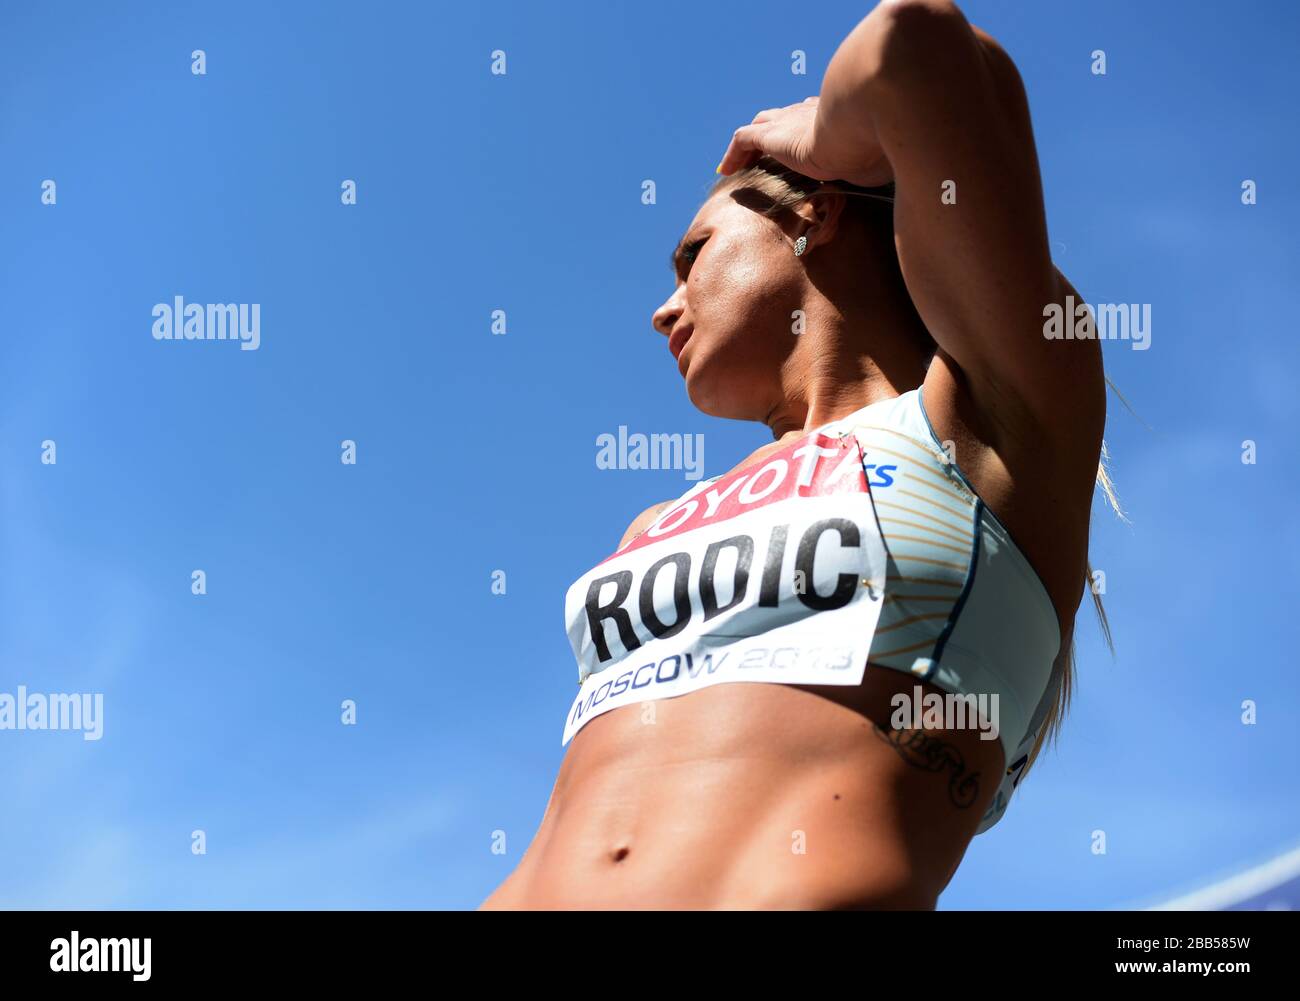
[562,429,888,745]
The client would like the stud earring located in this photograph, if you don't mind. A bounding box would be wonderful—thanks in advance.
[793,235,807,257]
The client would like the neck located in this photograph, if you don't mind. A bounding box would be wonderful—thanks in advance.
[757,244,933,441]
[764,378,888,441]
[762,321,931,442]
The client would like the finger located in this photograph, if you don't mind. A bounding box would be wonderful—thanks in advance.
[751,106,785,124]
[802,95,819,104]
[716,122,769,175]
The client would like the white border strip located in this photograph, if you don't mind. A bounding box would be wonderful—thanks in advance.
[1148,843,1300,911]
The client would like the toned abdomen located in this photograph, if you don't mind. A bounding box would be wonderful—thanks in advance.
[482,673,1004,910]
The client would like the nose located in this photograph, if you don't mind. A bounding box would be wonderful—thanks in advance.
[652,285,685,338]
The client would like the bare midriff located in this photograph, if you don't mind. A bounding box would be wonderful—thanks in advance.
[480,669,1007,910]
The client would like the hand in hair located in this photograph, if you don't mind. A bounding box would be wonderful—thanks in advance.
[716,95,893,189]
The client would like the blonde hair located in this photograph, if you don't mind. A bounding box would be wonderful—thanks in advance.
[1024,429,1125,780]
[710,156,1125,778]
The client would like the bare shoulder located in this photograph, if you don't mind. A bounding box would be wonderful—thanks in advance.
[617,500,675,551]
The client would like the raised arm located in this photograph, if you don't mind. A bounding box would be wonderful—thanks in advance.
[817,0,1104,442]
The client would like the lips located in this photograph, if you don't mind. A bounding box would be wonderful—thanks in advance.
[668,325,694,360]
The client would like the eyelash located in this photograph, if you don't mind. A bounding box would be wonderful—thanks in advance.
[680,238,707,275]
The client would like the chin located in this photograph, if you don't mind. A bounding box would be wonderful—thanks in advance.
[682,350,756,420]
[681,329,784,421]
[684,376,727,418]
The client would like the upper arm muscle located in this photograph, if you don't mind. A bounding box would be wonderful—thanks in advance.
[865,4,1102,441]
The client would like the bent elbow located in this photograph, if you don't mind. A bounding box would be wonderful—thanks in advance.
[875,0,970,44]
[870,0,981,88]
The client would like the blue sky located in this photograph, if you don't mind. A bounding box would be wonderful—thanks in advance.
[0,0,1296,909]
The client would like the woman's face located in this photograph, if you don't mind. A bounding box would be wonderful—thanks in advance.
[652,190,808,420]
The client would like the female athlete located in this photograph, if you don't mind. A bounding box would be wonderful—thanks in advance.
[483,0,1113,910]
